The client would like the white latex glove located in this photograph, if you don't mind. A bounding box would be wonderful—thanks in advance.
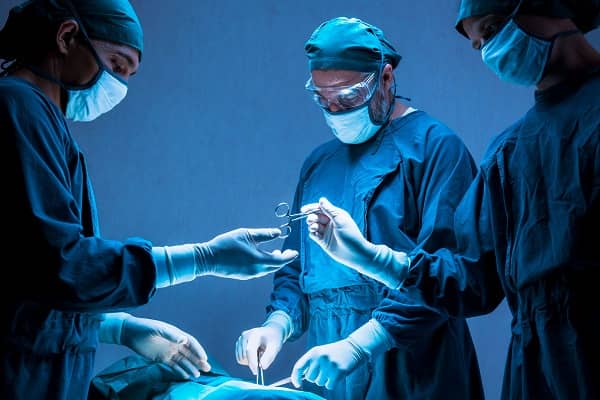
[290,319,393,390]
[302,197,410,289]
[153,228,299,287]
[291,339,366,390]
[99,313,210,379]
[235,311,292,375]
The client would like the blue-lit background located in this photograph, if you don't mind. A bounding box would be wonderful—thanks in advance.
[2,1,598,398]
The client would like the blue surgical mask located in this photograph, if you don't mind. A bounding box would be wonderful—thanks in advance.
[322,102,384,144]
[65,67,128,122]
[481,19,553,86]
[481,18,580,86]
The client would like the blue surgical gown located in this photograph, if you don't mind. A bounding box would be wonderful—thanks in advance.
[408,71,600,399]
[0,77,157,399]
[269,110,484,399]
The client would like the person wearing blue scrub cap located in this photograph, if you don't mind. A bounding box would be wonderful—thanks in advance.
[299,2,600,399]
[0,1,298,399]
[236,16,485,400]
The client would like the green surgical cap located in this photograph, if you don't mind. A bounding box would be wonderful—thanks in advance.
[0,0,143,60]
[455,0,600,37]
[304,17,401,72]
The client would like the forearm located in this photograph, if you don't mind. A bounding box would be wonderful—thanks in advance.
[406,247,504,317]
[268,240,308,341]
[372,287,447,351]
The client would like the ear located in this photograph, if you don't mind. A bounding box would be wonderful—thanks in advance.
[381,63,394,90]
[55,20,80,55]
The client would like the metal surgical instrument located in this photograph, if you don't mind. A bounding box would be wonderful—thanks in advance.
[267,376,293,387]
[256,350,265,386]
[275,202,320,238]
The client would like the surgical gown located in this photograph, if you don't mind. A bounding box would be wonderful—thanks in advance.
[269,110,484,399]
[408,70,600,399]
[0,77,157,399]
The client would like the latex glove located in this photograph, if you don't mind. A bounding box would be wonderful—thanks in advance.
[153,227,299,287]
[235,311,292,375]
[291,339,366,390]
[99,312,211,379]
[290,319,393,390]
[302,197,410,289]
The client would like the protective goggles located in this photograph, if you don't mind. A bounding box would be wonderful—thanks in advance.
[305,71,379,112]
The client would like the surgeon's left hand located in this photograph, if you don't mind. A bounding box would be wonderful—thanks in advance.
[302,197,410,289]
[100,313,211,379]
[302,197,370,268]
[290,339,366,390]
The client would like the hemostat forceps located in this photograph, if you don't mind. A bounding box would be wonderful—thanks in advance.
[275,202,320,239]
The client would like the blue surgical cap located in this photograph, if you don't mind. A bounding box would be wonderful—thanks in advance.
[304,17,401,72]
[0,0,143,61]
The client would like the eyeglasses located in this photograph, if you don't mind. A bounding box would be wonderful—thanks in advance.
[305,72,378,112]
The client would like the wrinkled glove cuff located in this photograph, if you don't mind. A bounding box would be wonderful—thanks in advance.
[98,312,131,345]
[152,244,198,288]
[348,319,394,361]
[263,310,294,342]
[370,244,410,289]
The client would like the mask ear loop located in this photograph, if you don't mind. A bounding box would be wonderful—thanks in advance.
[21,0,104,91]
[509,0,582,84]
[56,0,122,89]
[368,36,398,126]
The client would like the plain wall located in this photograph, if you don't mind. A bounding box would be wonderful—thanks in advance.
[1,1,599,399]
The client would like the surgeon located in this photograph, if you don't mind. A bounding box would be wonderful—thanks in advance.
[0,1,298,399]
[302,1,600,399]
[236,17,484,399]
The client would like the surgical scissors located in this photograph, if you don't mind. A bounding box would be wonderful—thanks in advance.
[275,202,320,239]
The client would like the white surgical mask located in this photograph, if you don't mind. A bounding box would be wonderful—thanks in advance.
[322,103,384,144]
[65,68,128,122]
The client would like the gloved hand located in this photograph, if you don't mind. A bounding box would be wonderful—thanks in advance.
[290,319,393,390]
[302,197,410,289]
[99,312,211,380]
[290,339,366,390]
[235,311,292,375]
[153,227,299,287]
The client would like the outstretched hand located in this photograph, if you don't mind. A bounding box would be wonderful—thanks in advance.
[201,228,299,280]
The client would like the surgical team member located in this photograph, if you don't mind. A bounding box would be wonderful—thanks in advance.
[0,1,298,399]
[302,1,600,398]
[237,17,484,399]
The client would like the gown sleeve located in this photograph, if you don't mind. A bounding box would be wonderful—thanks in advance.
[373,127,500,345]
[405,169,505,318]
[1,81,156,312]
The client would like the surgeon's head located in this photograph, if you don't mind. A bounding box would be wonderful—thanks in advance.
[455,0,600,87]
[304,17,402,145]
[0,0,143,121]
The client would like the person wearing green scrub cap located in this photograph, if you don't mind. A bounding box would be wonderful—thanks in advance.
[237,16,485,400]
[0,1,299,399]
[291,2,600,400]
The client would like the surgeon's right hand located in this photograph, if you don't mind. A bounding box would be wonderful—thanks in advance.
[235,311,292,375]
[152,228,298,288]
